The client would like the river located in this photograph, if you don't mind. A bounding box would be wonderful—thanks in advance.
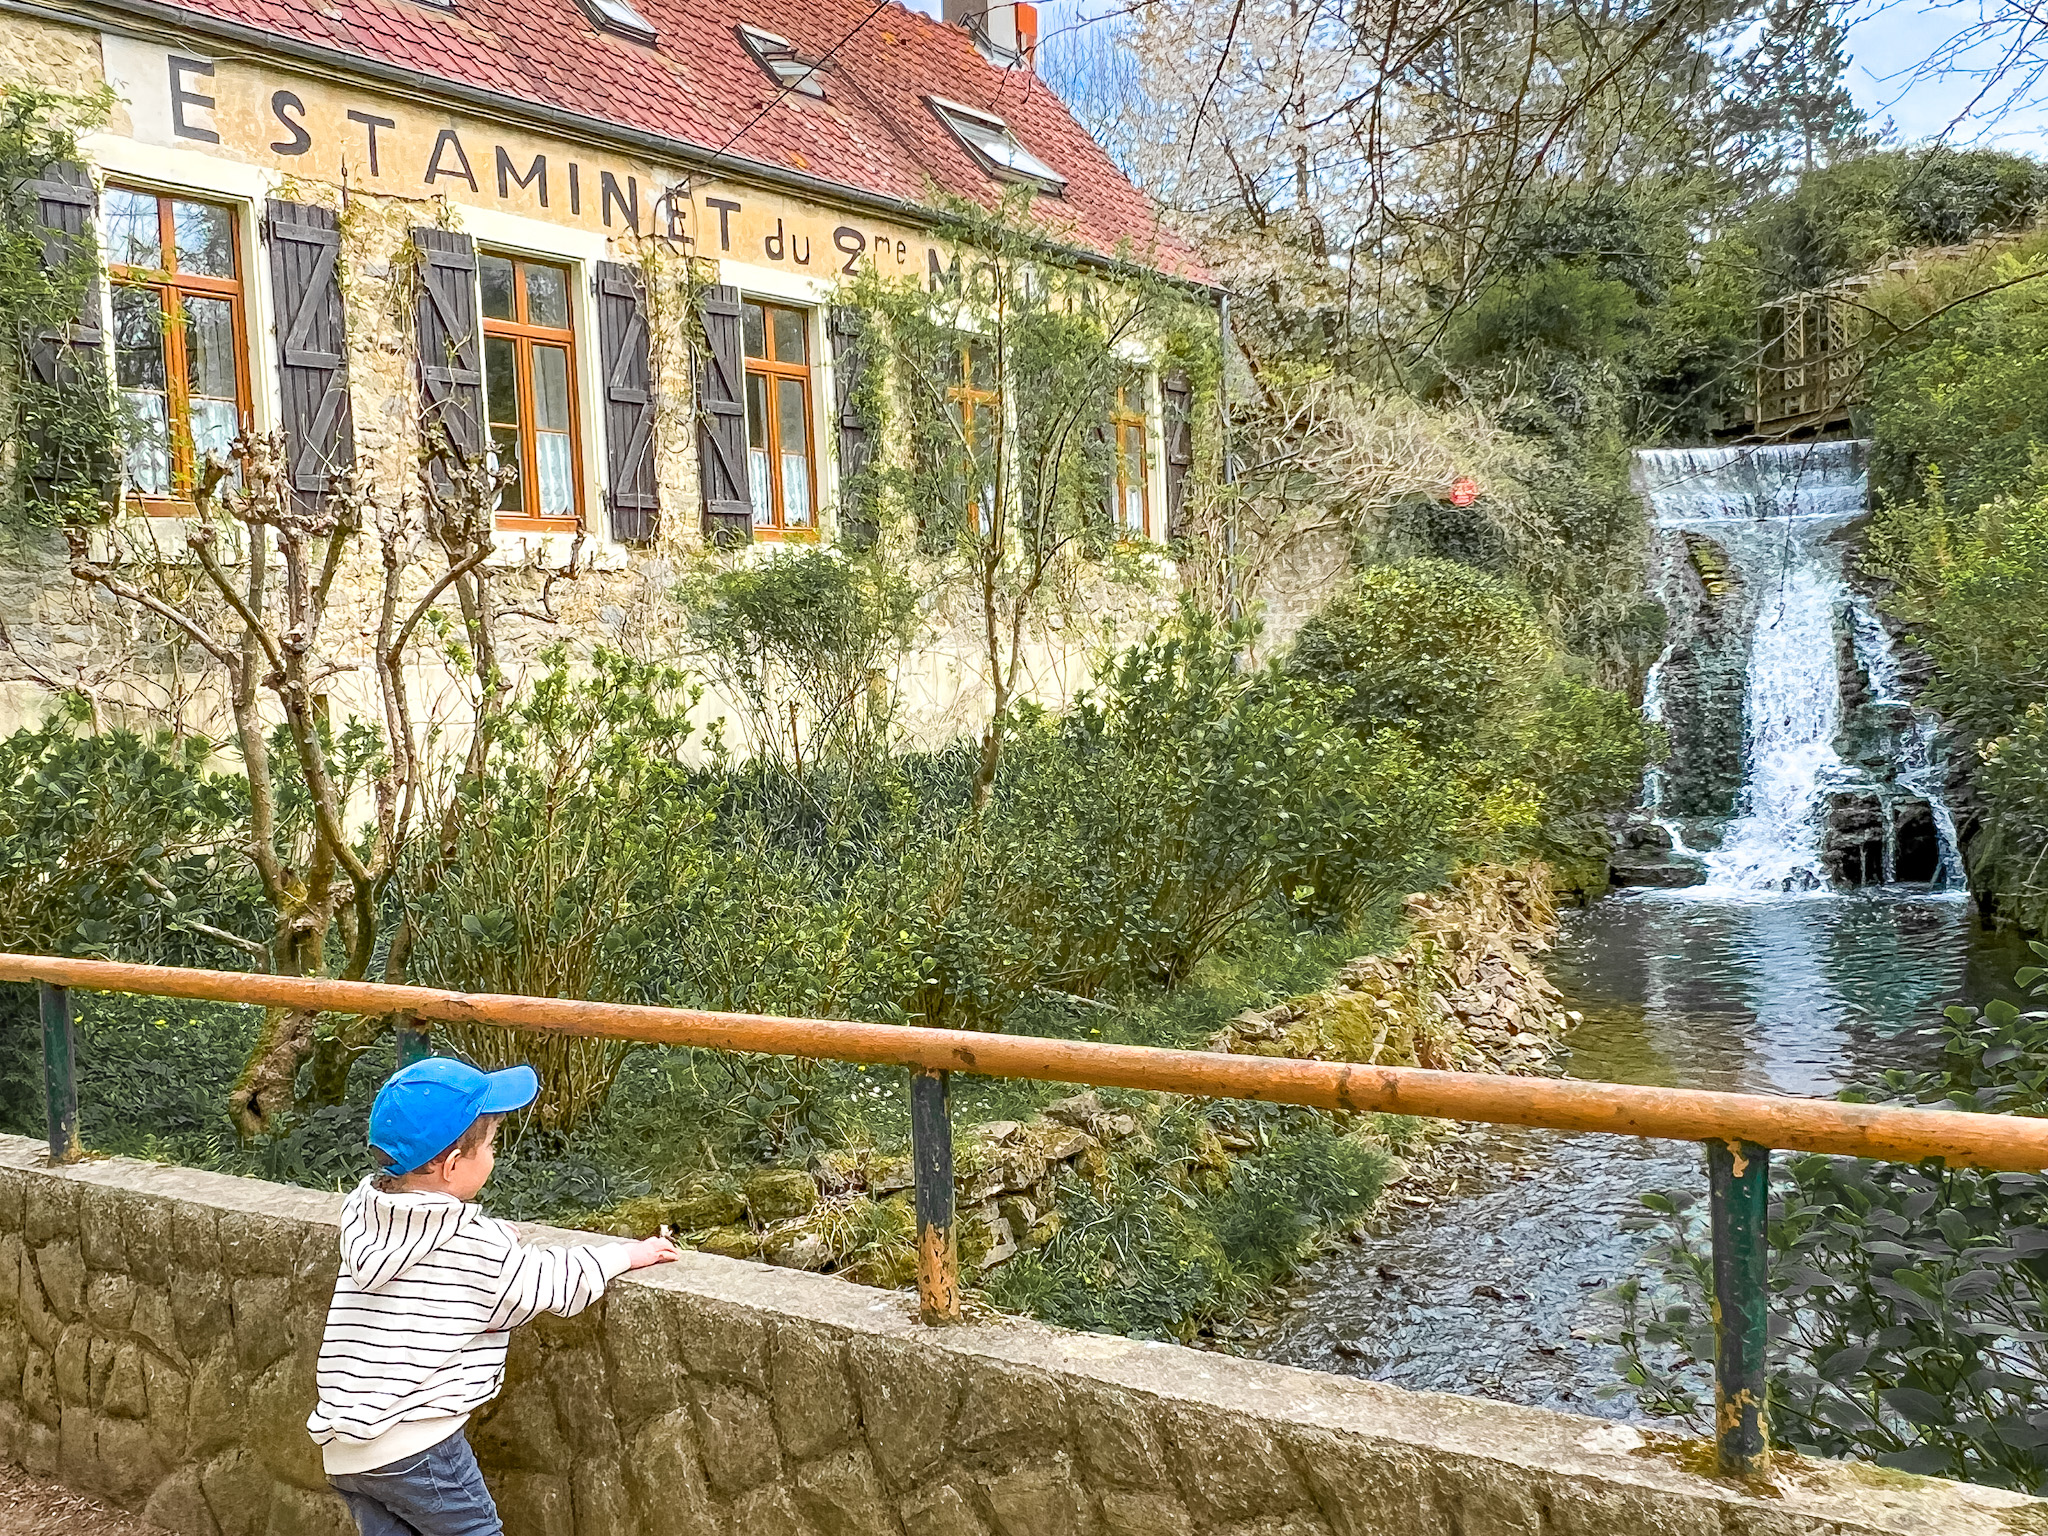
[1260,886,2028,1419]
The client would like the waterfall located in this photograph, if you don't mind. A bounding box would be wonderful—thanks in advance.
[1631,442,1963,895]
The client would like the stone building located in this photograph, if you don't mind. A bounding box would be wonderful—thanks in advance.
[0,0,1214,741]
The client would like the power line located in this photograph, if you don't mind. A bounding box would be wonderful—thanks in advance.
[699,0,898,172]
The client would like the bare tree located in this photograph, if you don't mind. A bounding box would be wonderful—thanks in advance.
[66,433,508,1132]
[856,210,1166,806]
[1091,0,1865,375]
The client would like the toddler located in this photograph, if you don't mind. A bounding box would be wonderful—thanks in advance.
[306,1057,677,1535]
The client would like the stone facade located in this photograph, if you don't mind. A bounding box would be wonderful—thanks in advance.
[0,1136,2037,1536]
[0,16,1190,749]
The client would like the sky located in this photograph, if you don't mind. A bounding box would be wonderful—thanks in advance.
[1844,0,2048,145]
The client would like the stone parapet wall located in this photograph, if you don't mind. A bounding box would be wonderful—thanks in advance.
[0,1135,2033,1536]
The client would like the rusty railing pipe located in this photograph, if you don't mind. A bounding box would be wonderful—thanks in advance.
[3,952,2044,1172]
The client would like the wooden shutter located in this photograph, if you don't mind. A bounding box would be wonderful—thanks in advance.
[266,200,354,516]
[1161,369,1193,541]
[695,283,751,546]
[595,261,658,544]
[27,162,101,355]
[24,161,107,504]
[1094,419,1117,532]
[828,305,876,551]
[412,227,483,493]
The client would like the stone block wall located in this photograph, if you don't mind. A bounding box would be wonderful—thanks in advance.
[0,1136,2034,1536]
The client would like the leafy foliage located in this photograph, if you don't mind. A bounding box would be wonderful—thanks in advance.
[1612,957,2048,1491]
[0,707,252,962]
[1286,559,1550,755]
[1864,480,2048,926]
[1282,559,1658,851]
[678,548,918,789]
[1859,229,2048,512]
[1745,148,2048,299]
[927,604,1470,1018]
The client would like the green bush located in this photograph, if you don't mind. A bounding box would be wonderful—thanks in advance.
[1282,560,1657,852]
[1861,231,2048,511]
[2,586,1548,1152]
[929,603,1469,1017]
[407,650,926,1129]
[678,548,917,789]
[1744,148,2048,298]
[0,708,250,962]
[1284,559,1549,756]
[984,1104,1390,1339]
[1973,708,2048,932]
[1525,674,1665,824]
[1864,482,2048,925]
[1442,263,1648,371]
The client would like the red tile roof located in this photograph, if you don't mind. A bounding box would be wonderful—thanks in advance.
[121,0,1209,281]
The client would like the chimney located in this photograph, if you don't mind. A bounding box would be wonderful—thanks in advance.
[944,0,1034,68]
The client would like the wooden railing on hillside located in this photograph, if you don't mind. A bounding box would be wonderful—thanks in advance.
[7,951,2047,1478]
[1755,289,1861,438]
[1749,230,2040,440]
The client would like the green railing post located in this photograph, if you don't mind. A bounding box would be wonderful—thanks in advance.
[1708,1138,1771,1475]
[39,981,78,1164]
[395,1022,430,1067]
[910,1066,960,1325]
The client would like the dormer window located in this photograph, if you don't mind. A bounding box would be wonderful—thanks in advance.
[578,0,657,44]
[738,25,826,99]
[926,97,1064,194]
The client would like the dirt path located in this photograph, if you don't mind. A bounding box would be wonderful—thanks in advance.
[0,1466,163,1536]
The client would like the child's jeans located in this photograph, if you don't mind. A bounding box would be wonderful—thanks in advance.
[328,1429,502,1536]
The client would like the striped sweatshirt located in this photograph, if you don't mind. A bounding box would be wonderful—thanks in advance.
[306,1179,633,1474]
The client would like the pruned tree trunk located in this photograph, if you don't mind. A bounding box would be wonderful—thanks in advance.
[228,1006,322,1137]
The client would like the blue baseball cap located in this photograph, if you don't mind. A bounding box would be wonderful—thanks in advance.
[369,1058,539,1175]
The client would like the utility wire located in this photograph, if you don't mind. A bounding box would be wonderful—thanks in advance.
[697,0,897,172]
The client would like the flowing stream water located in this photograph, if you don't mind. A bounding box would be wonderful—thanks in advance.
[1261,891,2023,1416]
[1263,442,2010,1415]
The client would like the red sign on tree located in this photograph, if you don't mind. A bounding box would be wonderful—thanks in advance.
[1448,477,1479,507]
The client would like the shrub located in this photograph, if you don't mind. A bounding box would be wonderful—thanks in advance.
[926,603,1470,1018]
[0,708,249,961]
[1862,231,2048,511]
[1442,263,1648,370]
[1973,709,2048,931]
[405,650,926,1129]
[1867,483,2048,743]
[678,547,918,790]
[1285,559,1550,756]
[1283,560,1655,854]
[984,1104,1389,1339]
[1524,674,1665,824]
[1863,481,2048,924]
[1744,148,2048,298]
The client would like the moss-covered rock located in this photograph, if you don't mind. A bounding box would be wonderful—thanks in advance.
[696,1225,762,1260]
[744,1169,820,1223]
[669,1176,746,1231]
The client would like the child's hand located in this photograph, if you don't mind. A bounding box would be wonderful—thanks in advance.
[625,1235,681,1269]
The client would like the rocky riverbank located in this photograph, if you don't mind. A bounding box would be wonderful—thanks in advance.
[1211,863,1578,1075]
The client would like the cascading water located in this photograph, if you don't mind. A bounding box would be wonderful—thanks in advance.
[1631,442,1963,895]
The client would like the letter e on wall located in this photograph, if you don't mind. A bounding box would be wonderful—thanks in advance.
[100,37,225,150]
